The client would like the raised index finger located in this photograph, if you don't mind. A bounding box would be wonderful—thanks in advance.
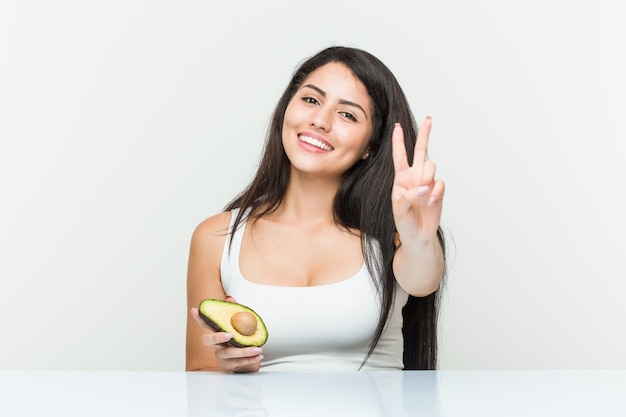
[413,116,432,169]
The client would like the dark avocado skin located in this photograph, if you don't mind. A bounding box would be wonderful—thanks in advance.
[198,299,268,347]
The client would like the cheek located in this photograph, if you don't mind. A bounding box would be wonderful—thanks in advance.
[283,102,304,128]
[345,127,372,154]
[282,107,300,147]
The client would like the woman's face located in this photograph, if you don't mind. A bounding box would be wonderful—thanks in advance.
[282,62,373,180]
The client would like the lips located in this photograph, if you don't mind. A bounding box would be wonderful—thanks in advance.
[298,134,334,151]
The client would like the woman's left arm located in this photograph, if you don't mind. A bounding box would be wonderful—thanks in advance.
[391,117,445,296]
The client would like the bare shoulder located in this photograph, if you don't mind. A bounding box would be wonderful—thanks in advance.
[188,211,232,276]
[192,211,232,244]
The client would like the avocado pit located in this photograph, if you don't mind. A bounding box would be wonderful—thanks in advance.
[231,311,257,336]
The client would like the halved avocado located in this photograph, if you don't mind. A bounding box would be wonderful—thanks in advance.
[198,299,268,347]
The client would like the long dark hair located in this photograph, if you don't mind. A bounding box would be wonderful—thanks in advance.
[225,46,446,370]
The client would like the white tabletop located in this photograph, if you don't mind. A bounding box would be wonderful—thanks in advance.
[1,369,624,416]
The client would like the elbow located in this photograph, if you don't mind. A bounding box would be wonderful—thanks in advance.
[405,276,442,297]
[401,264,445,297]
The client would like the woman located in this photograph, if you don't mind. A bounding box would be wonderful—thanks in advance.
[186,46,446,372]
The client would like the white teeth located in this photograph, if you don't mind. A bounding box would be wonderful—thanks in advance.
[299,135,333,151]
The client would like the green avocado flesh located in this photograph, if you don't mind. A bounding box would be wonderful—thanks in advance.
[198,299,268,347]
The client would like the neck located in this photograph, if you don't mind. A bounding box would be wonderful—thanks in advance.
[275,172,341,225]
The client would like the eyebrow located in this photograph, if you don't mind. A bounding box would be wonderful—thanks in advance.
[301,84,369,120]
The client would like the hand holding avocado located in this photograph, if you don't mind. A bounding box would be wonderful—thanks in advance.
[198,298,268,347]
[190,296,266,373]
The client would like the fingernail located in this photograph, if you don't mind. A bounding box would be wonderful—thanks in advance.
[222,333,233,341]
[250,347,263,354]
[428,196,437,206]
[416,186,430,197]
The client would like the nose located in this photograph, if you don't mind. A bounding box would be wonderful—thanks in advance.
[310,107,332,132]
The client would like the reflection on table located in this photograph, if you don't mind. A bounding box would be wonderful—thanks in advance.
[187,370,441,417]
[0,369,624,416]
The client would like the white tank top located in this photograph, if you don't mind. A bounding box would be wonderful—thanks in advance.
[220,209,409,371]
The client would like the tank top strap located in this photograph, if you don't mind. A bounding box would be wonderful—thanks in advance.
[220,208,246,291]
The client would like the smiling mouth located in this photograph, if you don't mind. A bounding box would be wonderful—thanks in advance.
[298,135,334,151]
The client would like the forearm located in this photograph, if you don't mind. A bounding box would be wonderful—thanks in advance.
[392,236,444,297]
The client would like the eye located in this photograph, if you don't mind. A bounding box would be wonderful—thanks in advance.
[302,96,319,105]
[340,111,357,122]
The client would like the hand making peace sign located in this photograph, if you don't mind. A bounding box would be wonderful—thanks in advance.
[391,116,445,244]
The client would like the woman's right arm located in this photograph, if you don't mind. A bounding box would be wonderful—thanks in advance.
[185,212,263,372]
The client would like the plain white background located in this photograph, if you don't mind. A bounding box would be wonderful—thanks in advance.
[1,0,624,370]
